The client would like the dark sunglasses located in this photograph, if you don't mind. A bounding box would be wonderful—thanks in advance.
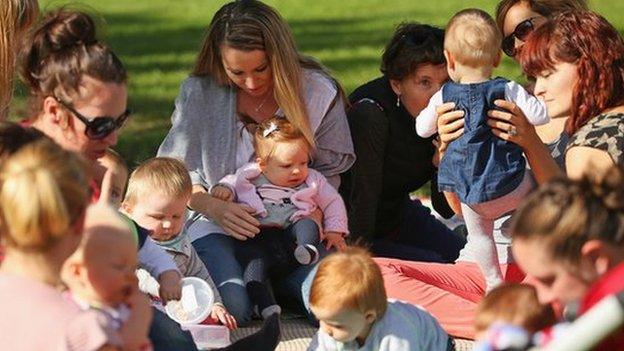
[56,98,131,140]
[502,17,538,57]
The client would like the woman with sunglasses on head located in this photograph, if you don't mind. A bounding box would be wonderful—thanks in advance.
[340,22,466,263]
[158,0,354,326]
[19,9,203,351]
[20,9,129,205]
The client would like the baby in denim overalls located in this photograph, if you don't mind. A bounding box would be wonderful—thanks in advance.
[416,9,548,292]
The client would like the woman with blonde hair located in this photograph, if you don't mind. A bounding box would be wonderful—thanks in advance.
[0,0,39,119]
[158,0,354,325]
[0,138,152,350]
[19,10,202,350]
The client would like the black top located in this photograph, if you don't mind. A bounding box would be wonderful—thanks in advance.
[340,76,453,243]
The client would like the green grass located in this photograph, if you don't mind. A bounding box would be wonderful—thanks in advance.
[11,0,624,167]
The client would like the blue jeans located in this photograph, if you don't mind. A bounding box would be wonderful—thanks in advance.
[193,232,327,326]
[372,198,466,262]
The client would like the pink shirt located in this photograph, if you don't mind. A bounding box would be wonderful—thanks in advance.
[0,272,113,351]
[218,162,349,236]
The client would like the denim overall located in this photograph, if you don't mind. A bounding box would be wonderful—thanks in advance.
[438,77,526,204]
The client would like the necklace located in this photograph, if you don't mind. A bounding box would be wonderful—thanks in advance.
[254,93,272,112]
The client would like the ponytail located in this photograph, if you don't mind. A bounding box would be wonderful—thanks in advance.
[0,139,88,251]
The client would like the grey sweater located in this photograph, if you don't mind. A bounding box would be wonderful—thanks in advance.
[158,69,355,190]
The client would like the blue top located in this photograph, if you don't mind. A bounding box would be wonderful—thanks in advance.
[438,78,525,204]
[308,299,451,351]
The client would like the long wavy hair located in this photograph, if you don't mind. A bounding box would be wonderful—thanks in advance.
[519,10,624,135]
[0,0,39,120]
[193,0,341,147]
[0,138,89,252]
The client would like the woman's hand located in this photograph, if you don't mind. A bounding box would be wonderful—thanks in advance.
[190,188,260,240]
[487,99,540,149]
[488,99,563,184]
[436,102,465,160]
[209,303,237,330]
[207,197,260,240]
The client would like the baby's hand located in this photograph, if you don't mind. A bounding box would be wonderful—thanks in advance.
[158,270,182,302]
[211,185,234,202]
[209,303,237,330]
[324,232,347,251]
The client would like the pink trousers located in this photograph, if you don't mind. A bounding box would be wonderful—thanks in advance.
[375,258,526,339]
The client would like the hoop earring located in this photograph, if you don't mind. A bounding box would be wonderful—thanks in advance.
[396,95,401,107]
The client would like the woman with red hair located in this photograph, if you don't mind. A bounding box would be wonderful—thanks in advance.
[519,10,624,177]
[374,7,624,341]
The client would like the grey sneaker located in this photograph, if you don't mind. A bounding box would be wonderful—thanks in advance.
[294,244,319,265]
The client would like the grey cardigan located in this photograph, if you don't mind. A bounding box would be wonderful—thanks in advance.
[158,69,355,190]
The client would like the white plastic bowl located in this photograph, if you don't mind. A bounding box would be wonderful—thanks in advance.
[165,277,214,325]
[181,324,231,350]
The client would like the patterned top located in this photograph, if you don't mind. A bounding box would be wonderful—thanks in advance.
[568,113,624,165]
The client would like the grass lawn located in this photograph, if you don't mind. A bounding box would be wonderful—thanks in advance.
[12,0,624,168]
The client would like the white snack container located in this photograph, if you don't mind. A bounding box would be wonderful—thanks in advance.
[181,324,231,350]
[165,277,214,325]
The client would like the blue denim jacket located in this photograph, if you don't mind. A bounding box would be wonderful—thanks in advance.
[438,77,526,204]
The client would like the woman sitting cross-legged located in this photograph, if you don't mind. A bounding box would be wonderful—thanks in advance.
[158,0,355,326]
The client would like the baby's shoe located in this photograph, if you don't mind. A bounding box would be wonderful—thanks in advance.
[294,244,319,265]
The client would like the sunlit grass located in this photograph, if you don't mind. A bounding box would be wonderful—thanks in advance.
[10,0,623,167]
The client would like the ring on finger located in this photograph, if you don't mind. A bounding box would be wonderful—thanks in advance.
[508,125,518,137]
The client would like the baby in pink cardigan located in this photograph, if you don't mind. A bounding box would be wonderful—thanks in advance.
[211,117,348,265]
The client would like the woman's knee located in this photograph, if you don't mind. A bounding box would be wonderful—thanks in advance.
[193,235,239,276]
[193,233,235,257]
